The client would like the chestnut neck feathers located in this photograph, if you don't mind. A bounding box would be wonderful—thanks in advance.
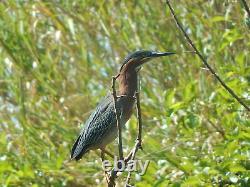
[118,61,138,97]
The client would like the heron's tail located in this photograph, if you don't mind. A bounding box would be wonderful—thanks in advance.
[70,135,89,161]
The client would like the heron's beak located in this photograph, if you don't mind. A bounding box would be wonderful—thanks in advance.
[137,51,175,69]
[140,51,175,65]
[150,51,175,58]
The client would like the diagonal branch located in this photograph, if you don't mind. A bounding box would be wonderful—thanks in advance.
[166,0,250,111]
[125,140,141,186]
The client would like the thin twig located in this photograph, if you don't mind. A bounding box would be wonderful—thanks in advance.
[241,0,250,19]
[166,0,250,111]
[125,141,141,186]
[136,95,143,147]
[125,81,143,186]
[112,75,124,161]
[207,119,226,138]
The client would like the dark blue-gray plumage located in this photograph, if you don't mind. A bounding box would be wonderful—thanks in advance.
[70,50,174,160]
[71,94,135,160]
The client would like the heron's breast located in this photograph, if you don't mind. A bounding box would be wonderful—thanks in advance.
[121,98,135,122]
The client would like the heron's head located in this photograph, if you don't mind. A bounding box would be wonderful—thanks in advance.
[119,50,175,73]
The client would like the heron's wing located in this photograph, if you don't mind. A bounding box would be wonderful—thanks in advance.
[71,94,119,160]
[84,94,114,132]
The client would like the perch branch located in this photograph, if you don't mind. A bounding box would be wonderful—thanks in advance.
[125,79,143,186]
[136,91,143,148]
[166,0,250,111]
[125,141,141,186]
[107,74,124,187]
[112,75,124,161]
[108,75,144,186]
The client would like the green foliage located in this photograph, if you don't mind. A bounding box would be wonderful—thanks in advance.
[0,1,249,186]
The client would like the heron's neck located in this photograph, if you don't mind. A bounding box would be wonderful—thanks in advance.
[118,71,137,97]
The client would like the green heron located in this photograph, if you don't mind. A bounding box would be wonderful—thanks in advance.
[71,50,174,160]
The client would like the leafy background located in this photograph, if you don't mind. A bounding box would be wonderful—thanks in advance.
[0,0,249,186]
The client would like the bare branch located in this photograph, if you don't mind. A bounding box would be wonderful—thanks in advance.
[166,0,250,111]
[126,80,143,186]
[112,75,124,161]
[106,74,124,187]
[136,95,143,147]
[207,119,226,138]
[125,140,141,185]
